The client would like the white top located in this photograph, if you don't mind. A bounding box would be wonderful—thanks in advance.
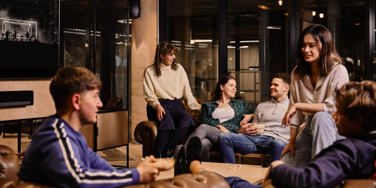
[212,106,235,123]
[289,64,349,127]
[143,63,201,110]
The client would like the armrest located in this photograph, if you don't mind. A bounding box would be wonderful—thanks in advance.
[0,145,19,182]
[134,120,158,157]
[0,179,16,188]
[134,120,158,144]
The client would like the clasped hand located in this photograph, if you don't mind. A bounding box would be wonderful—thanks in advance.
[239,123,265,135]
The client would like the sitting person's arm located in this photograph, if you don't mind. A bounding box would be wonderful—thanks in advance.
[269,139,374,188]
[21,138,161,188]
[240,113,255,126]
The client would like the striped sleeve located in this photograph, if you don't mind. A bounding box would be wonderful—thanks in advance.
[51,120,139,188]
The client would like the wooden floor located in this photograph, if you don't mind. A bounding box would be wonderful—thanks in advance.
[0,132,143,168]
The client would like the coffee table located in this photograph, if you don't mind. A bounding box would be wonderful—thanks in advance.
[157,161,268,184]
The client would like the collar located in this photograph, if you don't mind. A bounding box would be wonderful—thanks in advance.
[271,97,289,104]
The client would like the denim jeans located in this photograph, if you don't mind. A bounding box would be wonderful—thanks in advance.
[225,177,261,188]
[282,112,343,167]
[219,133,286,163]
[186,124,222,161]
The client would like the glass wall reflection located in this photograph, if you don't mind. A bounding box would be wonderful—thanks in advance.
[163,0,375,104]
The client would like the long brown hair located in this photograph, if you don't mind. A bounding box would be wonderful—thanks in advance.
[295,24,343,78]
[153,41,178,76]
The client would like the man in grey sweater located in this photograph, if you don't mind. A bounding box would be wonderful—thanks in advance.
[218,73,290,163]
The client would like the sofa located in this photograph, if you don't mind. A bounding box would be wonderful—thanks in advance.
[0,144,373,188]
[0,144,230,188]
[134,107,270,166]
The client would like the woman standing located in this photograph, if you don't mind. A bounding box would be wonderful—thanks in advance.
[143,41,201,157]
[282,24,349,167]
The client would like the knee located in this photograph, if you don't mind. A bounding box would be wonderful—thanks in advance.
[179,115,194,126]
[218,133,232,145]
[312,112,332,121]
[201,140,212,152]
[273,140,286,150]
[311,112,335,129]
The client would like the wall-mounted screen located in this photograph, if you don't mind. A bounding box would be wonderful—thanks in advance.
[0,0,59,79]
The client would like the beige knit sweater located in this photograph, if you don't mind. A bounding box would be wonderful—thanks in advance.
[143,63,201,110]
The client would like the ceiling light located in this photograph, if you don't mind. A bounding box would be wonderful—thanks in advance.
[312,11,316,16]
[258,5,269,10]
[319,13,324,18]
[230,40,259,43]
[190,39,212,44]
[278,0,283,6]
[267,26,282,30]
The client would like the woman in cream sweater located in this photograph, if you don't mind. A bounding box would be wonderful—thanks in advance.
[143,41,201,158]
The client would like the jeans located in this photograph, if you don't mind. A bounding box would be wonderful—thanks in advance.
[225,177,260,188]
[219,133,286,163]
[282,112,343,167]
[186,124,222,161]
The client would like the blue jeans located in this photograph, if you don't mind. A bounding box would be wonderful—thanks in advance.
[219,133,286,163]
[225,177,260,188]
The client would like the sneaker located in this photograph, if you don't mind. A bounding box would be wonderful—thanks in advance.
[173,144,189,175]
[186,136,202,164]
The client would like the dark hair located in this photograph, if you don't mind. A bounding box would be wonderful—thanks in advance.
[295,24,343,78]
[50,66,102,115]
[273,72,291,85]
[210,75,236,101]
[153,41,178,76]
[335,81,376,133]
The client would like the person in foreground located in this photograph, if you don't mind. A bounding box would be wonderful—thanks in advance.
[219,73,290,163]
[281,24,349,167]
[19,67,173,187]
[184,81,376,188]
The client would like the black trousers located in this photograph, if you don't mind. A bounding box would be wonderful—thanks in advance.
[147,99,195,157]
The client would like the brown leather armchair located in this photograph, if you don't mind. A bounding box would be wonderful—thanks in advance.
[0,144,373,188]
[0,144,231,188]
[134,107,202,158]
[0,145,51,188]
[127,171,230,188]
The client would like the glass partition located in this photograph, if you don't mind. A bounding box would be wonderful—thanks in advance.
[167,0,219,102]
[163,0,375,103]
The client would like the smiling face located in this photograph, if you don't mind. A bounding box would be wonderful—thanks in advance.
[301,33,322,64]
[270,78,289,101]
[78,89,103,124]
[220,78,237,99]
[160,51,176,66]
